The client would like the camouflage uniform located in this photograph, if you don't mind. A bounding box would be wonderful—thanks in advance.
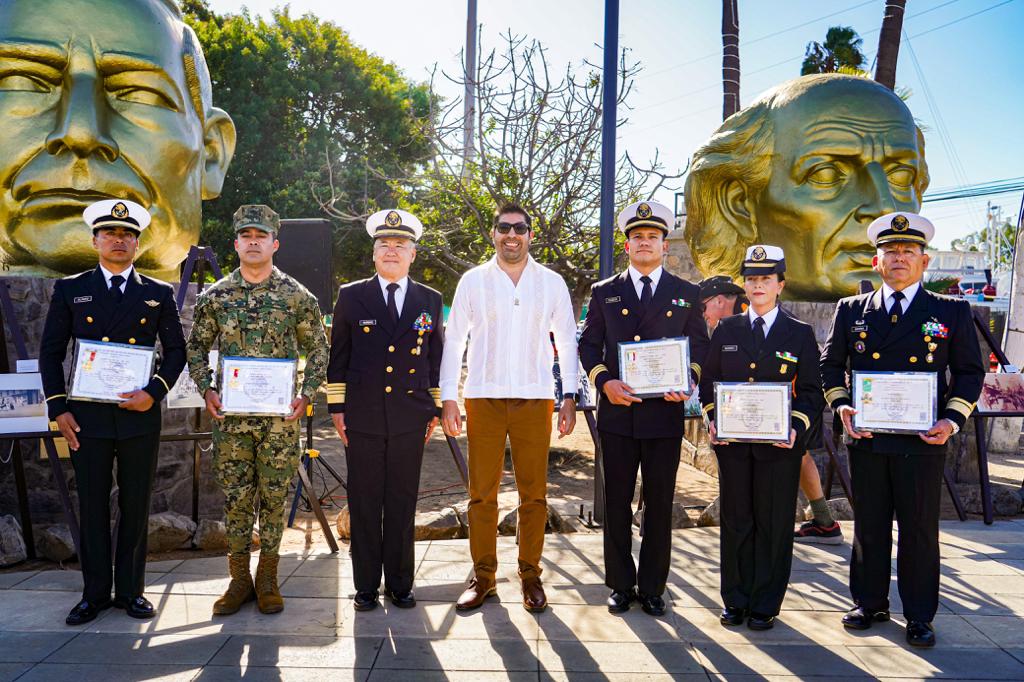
[186,207,328,555]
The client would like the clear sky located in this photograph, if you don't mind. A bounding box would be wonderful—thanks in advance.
[205,0,1024,250]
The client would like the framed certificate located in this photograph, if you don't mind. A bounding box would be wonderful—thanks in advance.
[69,339,156,403]
[714,382,791,443]
[167,351,218,410]
[219,356,297,417]
[852,371,937,434]
[617,337,691,399]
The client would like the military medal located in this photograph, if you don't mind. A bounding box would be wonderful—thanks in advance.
[779,364,788,375]
[854,340,866,353]
[928,342,937,352]
[414,313,433,333]
[926,353,934,363]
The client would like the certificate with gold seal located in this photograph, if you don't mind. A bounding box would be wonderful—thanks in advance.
[220,356,297,416]
[617,337,691,399]
[69,339,156,403]
[852,371,937,434]
[714,382,791,443]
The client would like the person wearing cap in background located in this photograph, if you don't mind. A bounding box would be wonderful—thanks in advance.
[40,199,186,625]
[821,212,984,648]
[327,209,444,612]
[699,274,747,334]
[186,204,328,617]
[699,244,823,631]
[579,200,709,617]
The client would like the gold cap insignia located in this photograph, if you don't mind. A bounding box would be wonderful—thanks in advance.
[752,246,767,261]
[891,214,909,232]
[385,210,402,227]
[112,202,129,219]
[636,203,652,219]
[145,299,160,307]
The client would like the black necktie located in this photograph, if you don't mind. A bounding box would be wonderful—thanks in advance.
[386,282,400,325]
[753,316,766,353]
[890,290,905,326]
[639,275,653,309]
[109,274,125,305]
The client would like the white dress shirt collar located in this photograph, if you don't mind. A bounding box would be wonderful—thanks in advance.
[377,274,409,315]
[747,304,780,337]
[99,264,133,293]
[628,265,663,298]
[881,281,920,313]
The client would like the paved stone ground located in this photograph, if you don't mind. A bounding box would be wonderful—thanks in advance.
[2,520,1024,681]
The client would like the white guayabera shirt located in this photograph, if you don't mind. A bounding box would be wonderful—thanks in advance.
[440,256,579,401]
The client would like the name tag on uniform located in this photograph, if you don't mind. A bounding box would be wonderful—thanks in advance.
[74,296,92,304]
[723,345,738,352]
[359,319,377,326]
[605,296,621,303]
[851,325,867,332]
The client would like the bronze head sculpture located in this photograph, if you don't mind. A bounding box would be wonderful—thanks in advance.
[684,74,929,301]
[0,0,236,280]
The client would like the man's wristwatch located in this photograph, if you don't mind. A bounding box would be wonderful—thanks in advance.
[946,418,960,435]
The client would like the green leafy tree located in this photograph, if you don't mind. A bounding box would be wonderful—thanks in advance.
[801,26,866,75]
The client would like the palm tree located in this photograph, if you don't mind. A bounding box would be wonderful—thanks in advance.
[722,0,740,119]
[874,0,906,90]
[800,26,865,75]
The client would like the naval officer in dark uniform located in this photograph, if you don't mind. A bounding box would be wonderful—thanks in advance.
[821,212,984,647]
[39,199,186,625]
[579,200,709,617]
[328,209,444,611]
[699,245,824,631]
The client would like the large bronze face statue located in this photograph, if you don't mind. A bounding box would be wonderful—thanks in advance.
[684,74,929,300]
[0,0,236,280]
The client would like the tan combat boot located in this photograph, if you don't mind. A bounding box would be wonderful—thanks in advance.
[212,552,255,616]
[255,552,284,614]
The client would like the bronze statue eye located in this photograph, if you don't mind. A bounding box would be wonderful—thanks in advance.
[0,73,51,93]
[806,163,843,186]
[109,86,177,110]
[887,165,917,189]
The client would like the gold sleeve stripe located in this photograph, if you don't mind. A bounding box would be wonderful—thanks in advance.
[792,411,811,430]
[153,375,170,392]
[326,382,346,404]
[327,394,345,405]
[825,387,851,403]
[946,398,975,418]
[45,394,67,402]
[588,364,609,387]
[690,362,701,383]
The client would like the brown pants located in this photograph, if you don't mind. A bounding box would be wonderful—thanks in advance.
[465,398,554,580]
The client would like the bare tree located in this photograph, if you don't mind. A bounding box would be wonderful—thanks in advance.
[874,0,906,90]
[722,0,740,119]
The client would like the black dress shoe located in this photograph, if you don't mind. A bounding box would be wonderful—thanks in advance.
[607,589,637,614]
[353,590,379,611]
[747,613,775,630]
[65,599,112,626]
[842,606,891,630]
[906,620,936,648]
[638,592,666,617]
[384,588,416,609]
[113,596,156,620]
[720,606,745,626]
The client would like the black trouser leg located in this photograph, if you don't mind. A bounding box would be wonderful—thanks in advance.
[749,454,802,616]
[716,446,755,610]
[636,437,682,597]
[892,452,944,622]
[71,437,116,603]
[112,433,160,600]
[382,429,427,594]
[849,445,895,613]
[346,432,386,593]
[600,432,641,592]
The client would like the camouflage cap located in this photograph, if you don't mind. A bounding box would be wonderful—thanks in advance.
[233,204,280,235]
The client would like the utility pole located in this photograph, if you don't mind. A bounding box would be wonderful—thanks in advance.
[721,0,740,119]
[463,0,478,171]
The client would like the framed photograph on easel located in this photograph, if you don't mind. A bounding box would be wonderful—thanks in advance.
[0,372,48,434]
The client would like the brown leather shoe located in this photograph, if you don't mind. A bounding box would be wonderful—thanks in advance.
[456,577,496,611]
[522,577,547,613]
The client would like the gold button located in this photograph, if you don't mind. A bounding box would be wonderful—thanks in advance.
[749,362,756,369]
[140,318,146,325]
[128,338,136,344]
[418,330,424,337]
[910,356,917,363]
[86,316,93,323]
[388,345,395,353]
[634,335,641,341]
[101,336,110,342]
[409,368,416,374]
[385,386,392,393]
[411,348,417,355]
[859,332,866,339]
[386,366,393,373]
[666,311,673,317]
[622,308,629,316]
[748,377,754,382]
[924,335,932,343]
[872,352,880,359]
[363,326,370,333]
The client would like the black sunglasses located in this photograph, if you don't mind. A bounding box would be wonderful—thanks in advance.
[495,222,530,235]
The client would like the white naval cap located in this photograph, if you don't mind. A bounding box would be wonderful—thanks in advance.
[83,199,151,234]
[366,208,423,241]
[740,244,786,276]
[617,200,674,236]
[867,212,934,247]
